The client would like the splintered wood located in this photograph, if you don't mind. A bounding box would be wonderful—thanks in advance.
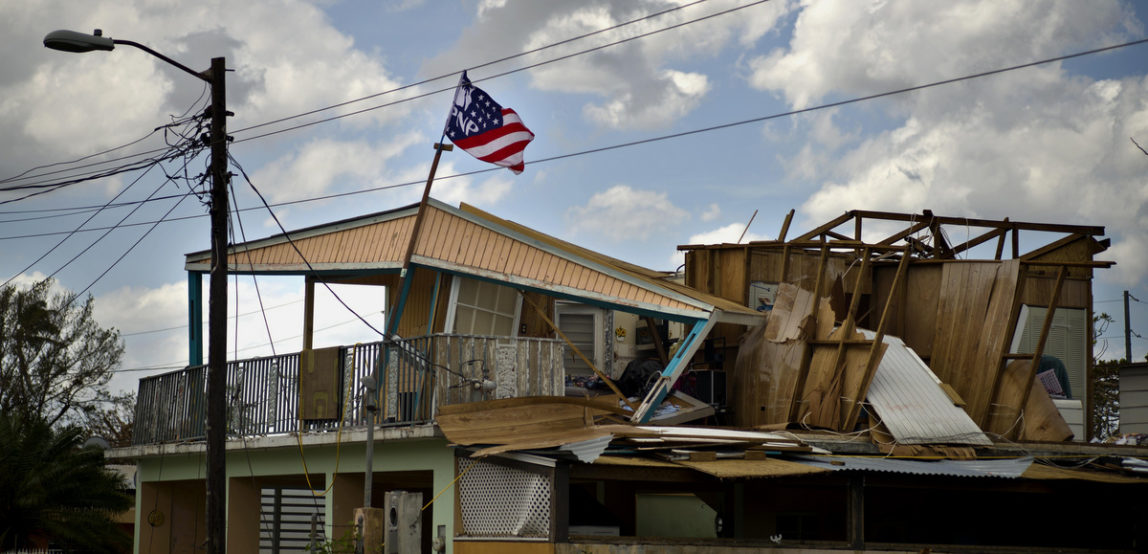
[794,308,887,431]
[732,283,816,427]
[732,283,887,431]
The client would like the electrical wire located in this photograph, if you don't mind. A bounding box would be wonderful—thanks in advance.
[0,0,730,199]
[233,0,776,144]
[7,35,1148,244]
[230,154,386,337]
[234,0,719,136]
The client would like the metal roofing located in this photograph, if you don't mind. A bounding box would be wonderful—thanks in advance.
[185,199,765,323]
[792,455,1033,478]
[860,329,992,446]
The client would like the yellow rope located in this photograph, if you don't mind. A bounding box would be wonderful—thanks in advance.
[295,344,359,496]
[422,458,479,512]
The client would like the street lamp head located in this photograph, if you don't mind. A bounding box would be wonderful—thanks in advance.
[43,29,115,53]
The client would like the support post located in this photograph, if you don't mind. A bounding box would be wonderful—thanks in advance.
[205,55,229,554]
[188,272,203,367]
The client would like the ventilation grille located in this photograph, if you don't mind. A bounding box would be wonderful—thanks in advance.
[258,487,326,553]
[457,459,551,537]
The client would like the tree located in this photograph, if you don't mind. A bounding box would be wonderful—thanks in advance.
[1091,312,1120,439]
[0,415,132,553]
[0,279,127,429]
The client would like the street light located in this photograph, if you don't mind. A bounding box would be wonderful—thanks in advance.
[44,28,231,554]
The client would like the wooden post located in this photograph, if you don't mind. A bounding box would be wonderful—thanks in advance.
[520,292,634,410]
[1010,266,1066,439]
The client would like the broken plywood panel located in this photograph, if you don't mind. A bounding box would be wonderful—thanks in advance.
[984,360,1073,442]
[928,260,1021,425]
[794,322,885,430]
[731,283,816,427]
[436,396,625,445]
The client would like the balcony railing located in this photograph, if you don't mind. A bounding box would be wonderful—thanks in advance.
[132,334,566,446]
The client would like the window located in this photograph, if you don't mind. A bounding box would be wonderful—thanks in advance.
[447,277,520,336]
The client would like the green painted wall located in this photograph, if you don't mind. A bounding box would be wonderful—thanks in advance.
[133,437,457,553]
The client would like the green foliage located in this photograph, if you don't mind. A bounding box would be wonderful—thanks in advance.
[0,279,127,429]
[1091,312,1120,440]
[0,414,132,553]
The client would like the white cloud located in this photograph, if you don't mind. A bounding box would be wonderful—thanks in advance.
[96,277,390,394]
[424,0,792,129]
[434,171,514,207]
[748,0,1148,287]
[748,0,1138,109]
[701,203,721,222]
[0,0,409,173]
[250,133,423,202]
[566,185,688,240]
[668,222,771,268]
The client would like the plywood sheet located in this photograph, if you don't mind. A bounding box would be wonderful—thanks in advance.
[873,264,942,359]
[984,360,1073,441]
[299,346,342,420]
[436,396,624,445]
[929,260,1021,425]
[731,283,816,427]
[794,327,885,430]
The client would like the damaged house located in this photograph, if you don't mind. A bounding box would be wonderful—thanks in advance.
[109,202,1148,553]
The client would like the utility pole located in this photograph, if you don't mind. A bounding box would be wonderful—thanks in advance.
[41,30,232,554]
[205,56,230,554]
[1125,290,1133,362]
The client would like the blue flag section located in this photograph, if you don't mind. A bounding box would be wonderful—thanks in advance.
[446,71,535,174]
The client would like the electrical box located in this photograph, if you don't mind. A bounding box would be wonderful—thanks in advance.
[384,490,423,554]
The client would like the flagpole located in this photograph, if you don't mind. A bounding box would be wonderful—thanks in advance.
[365,77,463,522]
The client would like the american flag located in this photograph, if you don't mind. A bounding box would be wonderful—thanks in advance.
[446,72,535,174]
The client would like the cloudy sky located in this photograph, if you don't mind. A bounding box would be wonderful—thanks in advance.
[2,0,1147,392]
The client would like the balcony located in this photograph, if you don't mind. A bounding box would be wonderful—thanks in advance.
[132,334,566,446]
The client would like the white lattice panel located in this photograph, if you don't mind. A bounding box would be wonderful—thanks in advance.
[457,459,551,537]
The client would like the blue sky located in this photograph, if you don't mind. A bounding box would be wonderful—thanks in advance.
[2,0,1147,391]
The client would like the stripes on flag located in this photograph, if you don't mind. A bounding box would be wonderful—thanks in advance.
[445,72,535,174]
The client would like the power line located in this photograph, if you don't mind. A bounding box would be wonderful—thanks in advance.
[0,0,730,198]
[7,34,1147,244]
[233,0,776,144]
[0,0,762,203]
[120,297,305,337]
[232,0,719,136]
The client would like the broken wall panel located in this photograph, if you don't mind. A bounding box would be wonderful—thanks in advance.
[731,283,816,427]
[794,324,885,431]
[928,260,1021,426]
[748,249,858,295]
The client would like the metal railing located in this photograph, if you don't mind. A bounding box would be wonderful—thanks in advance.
[133,334,565,446]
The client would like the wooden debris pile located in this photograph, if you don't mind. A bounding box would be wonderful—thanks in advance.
[436,396,812,463]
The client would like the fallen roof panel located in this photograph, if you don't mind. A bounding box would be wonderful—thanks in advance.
[792,455,1033,478]
[861,330,992,446]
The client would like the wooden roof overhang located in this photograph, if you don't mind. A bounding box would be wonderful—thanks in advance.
[185,199,763,326]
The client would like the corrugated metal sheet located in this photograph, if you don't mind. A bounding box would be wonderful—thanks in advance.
[558,434,614,463]
[792,454,1033,478]
[676,458,830,478]
[861,330,993,446]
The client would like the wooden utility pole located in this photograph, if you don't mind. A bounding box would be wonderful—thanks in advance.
[205,56,229,554]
